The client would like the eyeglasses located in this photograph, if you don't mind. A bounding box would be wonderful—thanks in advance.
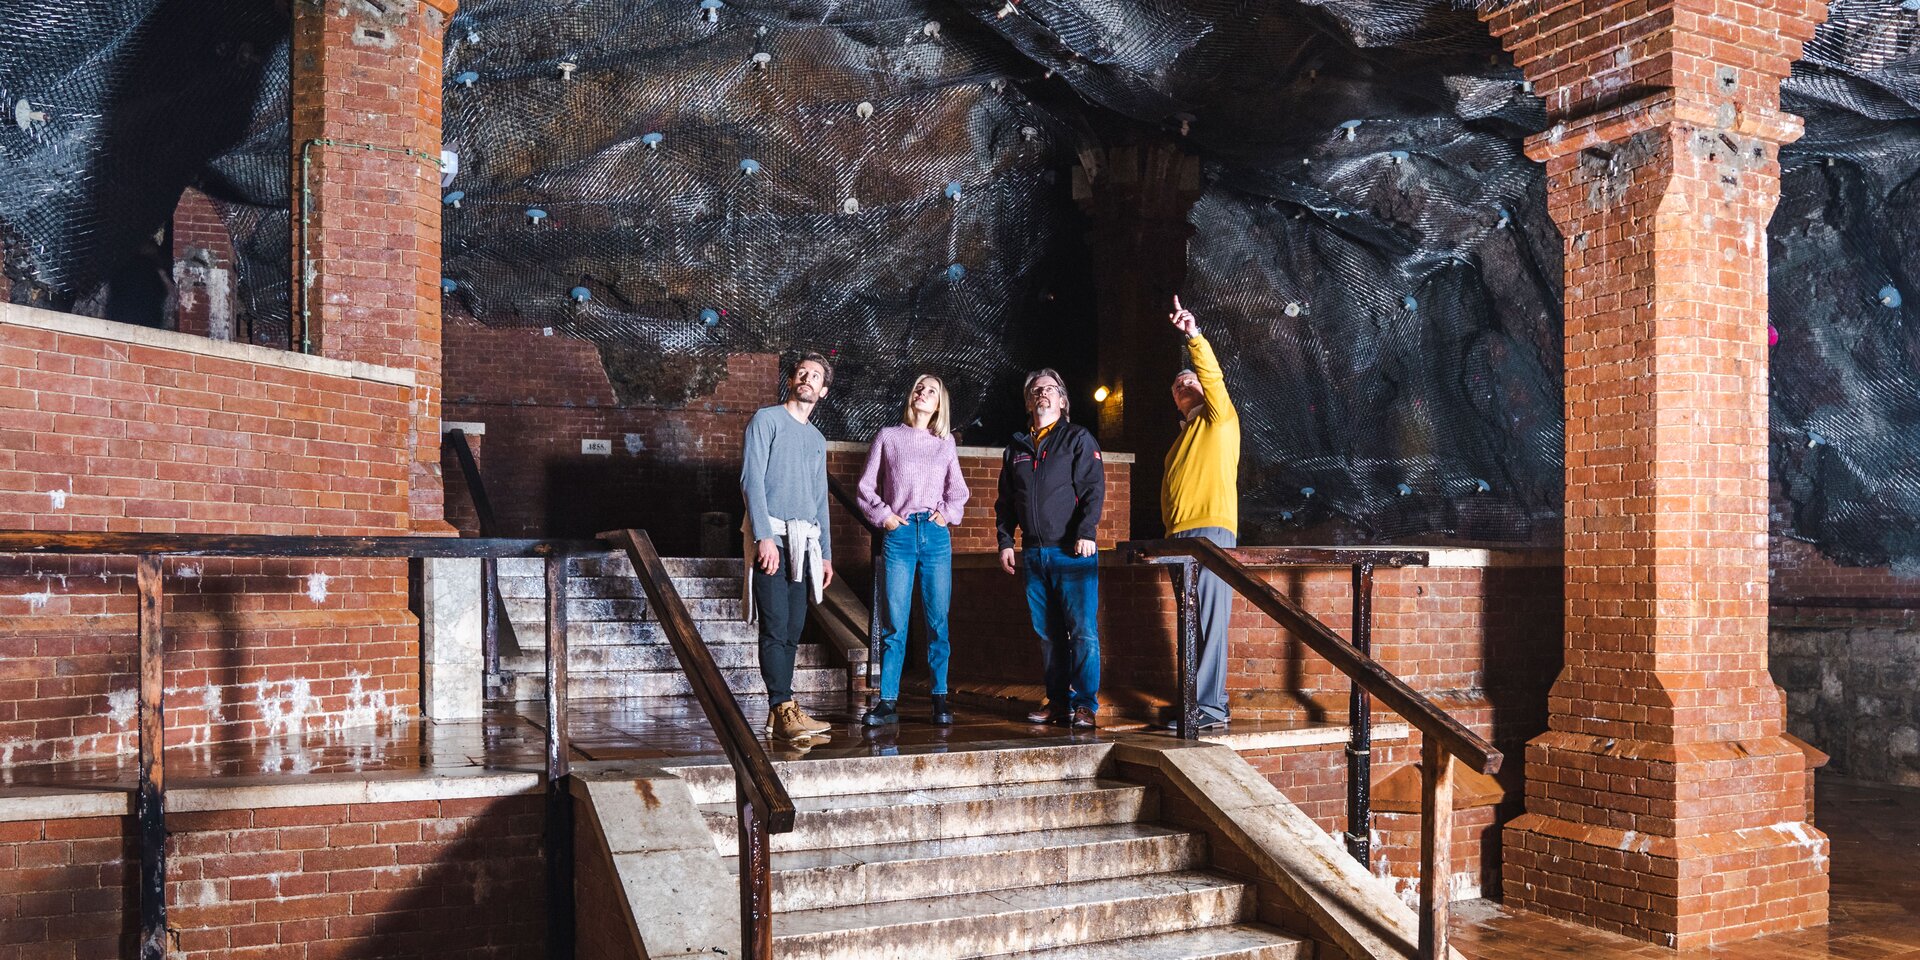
[1027,384,1061,396]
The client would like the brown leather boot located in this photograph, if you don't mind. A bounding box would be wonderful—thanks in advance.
[1025,702,1065,725]
[769,702,832,742]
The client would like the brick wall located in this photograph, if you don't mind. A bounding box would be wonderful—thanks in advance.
[169,188,237,342]
[0,795,543,959]
[947,557,1560,727]
[0,305,419,763]
[442,320,779,550]
[291,0,452,530]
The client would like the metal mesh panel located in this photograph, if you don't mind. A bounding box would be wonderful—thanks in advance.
[4,0,1920,558]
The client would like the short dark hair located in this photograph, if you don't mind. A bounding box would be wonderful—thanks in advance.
[792,351,834,389]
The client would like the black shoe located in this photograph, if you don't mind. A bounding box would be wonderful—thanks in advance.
[930,695,953,725]
[861,700,898,727]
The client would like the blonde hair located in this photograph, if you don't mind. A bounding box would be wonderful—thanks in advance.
[901,374,952,438]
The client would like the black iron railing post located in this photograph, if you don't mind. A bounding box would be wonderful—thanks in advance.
[1172,559,1202,740]
[1345,561,1375,865]
[544,554,574,960]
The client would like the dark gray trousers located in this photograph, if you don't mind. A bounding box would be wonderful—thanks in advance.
[1172,526,1235,724]
[753,547,811,708]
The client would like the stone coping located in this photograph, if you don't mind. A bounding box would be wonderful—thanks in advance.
[953,547,1556,569]
[826,438,1136,464]
[442,420,487,435]
[0,301,416,389]
[0,768,540,822]
[1201,721,1412,752]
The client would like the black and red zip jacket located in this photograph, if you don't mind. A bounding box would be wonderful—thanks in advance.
[993,418,1106,552]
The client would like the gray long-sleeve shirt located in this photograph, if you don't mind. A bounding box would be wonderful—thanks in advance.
[740,405,832,560]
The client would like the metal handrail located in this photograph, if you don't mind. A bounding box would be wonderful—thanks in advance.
[824,474,881,686]
[1122,536,1501,960]
[0,530,605,960]
[445,428,526,669]
[599,528,794,960]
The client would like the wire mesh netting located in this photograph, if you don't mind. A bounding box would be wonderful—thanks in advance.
[1772,0,1920,568]
[3,0,1920,558]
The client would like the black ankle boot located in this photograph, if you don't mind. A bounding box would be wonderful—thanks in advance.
[930,695,953,725]
[861,700,898,726]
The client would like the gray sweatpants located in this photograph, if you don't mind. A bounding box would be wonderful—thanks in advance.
[1173,526,1235,724]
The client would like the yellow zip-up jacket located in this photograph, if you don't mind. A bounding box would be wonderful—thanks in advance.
[1161,334,1240,536]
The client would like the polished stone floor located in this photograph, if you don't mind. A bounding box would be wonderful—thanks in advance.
[1450,778,1920,960]
[1,694,1915,960]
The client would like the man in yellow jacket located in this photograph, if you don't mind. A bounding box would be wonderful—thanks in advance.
[1163,296,1239,730]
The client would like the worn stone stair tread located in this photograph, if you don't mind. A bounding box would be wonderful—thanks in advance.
[524,620,764,645]
[497,642,827,672]
[757,822,1204,911]
[500,555,741,578]
[668,742,1112,803]
[498,664,846,700]
[699,778,1152,852]
[771,871,1250,956]
[742,821,1195,874]
[499,575,737,600]
[710,777,1140,817]
[979,923,1308,960]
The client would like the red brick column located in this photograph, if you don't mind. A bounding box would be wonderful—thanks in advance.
[291,0,456,531]
[1477,0,1830,947]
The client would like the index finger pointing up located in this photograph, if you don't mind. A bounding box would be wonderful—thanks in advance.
[1173,294,1183,311]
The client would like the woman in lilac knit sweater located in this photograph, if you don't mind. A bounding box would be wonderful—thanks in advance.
[856,375,970,726]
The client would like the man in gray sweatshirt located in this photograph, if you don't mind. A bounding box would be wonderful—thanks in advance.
[741,352,837,741]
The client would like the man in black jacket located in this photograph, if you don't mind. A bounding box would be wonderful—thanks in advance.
[995,368,1105,729]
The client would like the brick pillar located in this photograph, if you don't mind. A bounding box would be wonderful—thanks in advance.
[1477,0,1830,948]
[291,0,455,531]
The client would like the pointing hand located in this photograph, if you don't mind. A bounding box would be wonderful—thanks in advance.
[1169,295,1198,337]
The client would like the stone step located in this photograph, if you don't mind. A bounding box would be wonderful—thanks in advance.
[498,664,846,701]
[985,924,1308,960]
[668,743,1112,803]
[499,555,742,579]
[504,596,742,623]
[500,642,828,674]
[508,619,763,647]
[499,575,737,600]
[729,822,1205,912]
[771,871,1252,960]
[699,779,1153,855]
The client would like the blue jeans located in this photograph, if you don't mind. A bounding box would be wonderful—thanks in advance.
[1023,546,1100,713]
[875,513,952,701]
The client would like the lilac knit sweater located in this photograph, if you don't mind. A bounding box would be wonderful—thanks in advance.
[856,424,970,528]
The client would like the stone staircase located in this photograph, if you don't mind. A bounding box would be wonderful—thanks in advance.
[494,555,850,701]
[658,743,1307,959]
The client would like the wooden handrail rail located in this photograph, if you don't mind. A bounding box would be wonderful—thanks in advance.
[0,531,603,558]
[826,474,880,533]
[1121,533,1497,960]
[1124,537,1500,775]
[598,528,794,960]
[445,428,526,667]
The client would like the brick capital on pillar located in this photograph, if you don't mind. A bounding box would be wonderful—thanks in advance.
[291,0,456,531]
[1476,0,1832,948]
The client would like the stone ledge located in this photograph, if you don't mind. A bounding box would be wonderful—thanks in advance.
[827,439,1136,464]
[0,768,540,822]
[1205,721,1412,752]
[1,302,416,389]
